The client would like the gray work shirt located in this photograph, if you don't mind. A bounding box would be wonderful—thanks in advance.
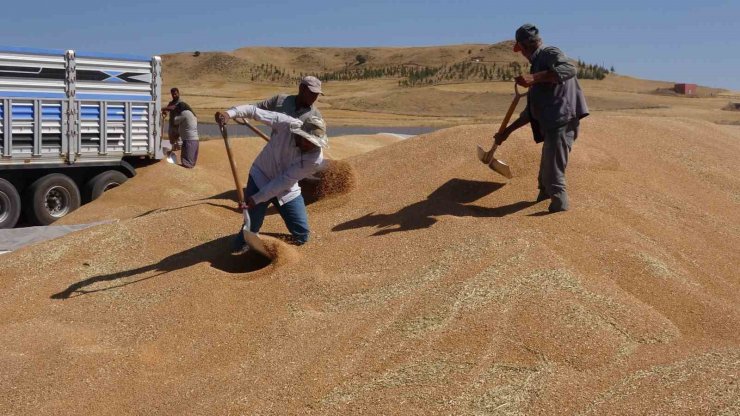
[256,94,321,139]
[173,110,199,141]
[521,46,589,142]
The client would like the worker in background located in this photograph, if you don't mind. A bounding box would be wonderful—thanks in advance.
[494,24,589,213]
[173,105,199,168]
[163,88,196,151]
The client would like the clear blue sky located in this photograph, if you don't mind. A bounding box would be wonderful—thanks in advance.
[2,0,738,90]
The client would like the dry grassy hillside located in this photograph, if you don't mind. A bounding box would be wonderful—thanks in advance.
[232,43,518,69]
[160,44,740,128]
[1,114,738,414]
[164,43,523,82]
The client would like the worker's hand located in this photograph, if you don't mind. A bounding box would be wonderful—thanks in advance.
[215,111,230,126]
[238,197,256,211]
[245,197,256,209]
[494,129,510,145]
[515,74,535,88]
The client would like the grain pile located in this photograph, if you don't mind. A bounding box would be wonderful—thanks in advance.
[301,159,357,203]
[1,116,739,415]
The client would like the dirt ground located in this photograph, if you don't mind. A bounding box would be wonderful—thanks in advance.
[1,113,738,415]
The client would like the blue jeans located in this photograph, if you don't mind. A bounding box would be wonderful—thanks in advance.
[233,175,310,248]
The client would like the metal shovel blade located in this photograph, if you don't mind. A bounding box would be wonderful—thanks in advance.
[241,209,270,258]
[477,145,493,164]
[477,145,512,178]
[489,158,513,179]
[166,151,177,164]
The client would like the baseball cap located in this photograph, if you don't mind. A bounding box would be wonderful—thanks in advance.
[513,23,539,52]
[300,76,324,95]
[291,115,329,148]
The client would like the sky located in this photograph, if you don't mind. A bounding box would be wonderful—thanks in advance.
[1,0,738,90]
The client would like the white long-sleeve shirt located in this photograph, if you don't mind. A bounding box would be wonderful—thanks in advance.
[226,105,323,206]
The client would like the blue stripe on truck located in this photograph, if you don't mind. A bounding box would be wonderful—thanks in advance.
[0,45,65,56]
[0,91,67,99]
[76,93,152,102]
[0,92,153,102]
[42,105,62,120]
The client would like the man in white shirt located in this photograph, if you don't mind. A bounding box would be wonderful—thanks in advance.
[215,105,328,251]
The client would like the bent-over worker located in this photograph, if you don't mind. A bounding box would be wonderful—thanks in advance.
[215,105,328,252]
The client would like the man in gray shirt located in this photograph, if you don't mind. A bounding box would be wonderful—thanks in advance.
[494,24,589,213]
[173,107,199,168]
[255,76,323,128]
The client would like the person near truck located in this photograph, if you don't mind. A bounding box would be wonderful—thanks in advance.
[173,107,199,168]
[162,88,196,149]
[214,104,329,253]
[493,24,589,213]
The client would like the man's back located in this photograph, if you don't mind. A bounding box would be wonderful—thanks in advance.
[526,46,589,138]
[174,110,199,141]
[256,94,322,120]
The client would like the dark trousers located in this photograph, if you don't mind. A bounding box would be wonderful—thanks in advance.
[181,140,199,168]
[538,121,576,208]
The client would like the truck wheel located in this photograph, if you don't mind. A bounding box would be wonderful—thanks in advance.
[0,178,21,229]
[84,170,128,202]
[24,174,81,225]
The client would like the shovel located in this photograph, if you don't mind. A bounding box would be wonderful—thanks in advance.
[233,117,271,143]
[166,151,178,164]
[219,123,270,258]
[476,83,527,179]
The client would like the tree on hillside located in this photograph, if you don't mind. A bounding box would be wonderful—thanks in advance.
[356,54,367,65]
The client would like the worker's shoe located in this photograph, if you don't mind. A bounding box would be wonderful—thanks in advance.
[231,232,250,255]
[231,243,250,256]
[536,189,549,202]
[548,193,569,213]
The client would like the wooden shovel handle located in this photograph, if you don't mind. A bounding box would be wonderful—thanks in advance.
[160,113,166,139]
[497,83,528,135]
[219,123,246,204]
[234,118,270,143]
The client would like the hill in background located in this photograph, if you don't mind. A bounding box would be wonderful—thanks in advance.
[160,43,739,128]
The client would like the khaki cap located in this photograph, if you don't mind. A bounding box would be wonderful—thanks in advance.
[300,76,323,95]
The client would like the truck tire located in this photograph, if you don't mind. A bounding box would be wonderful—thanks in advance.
[0,178,21,229]
[84,170,128,202]
[23,174,81,225]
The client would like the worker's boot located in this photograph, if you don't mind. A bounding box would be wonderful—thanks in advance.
[231,244,251,256]
[548,192,569,213]
[231,231,251,255]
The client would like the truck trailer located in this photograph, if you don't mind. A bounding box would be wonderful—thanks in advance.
[0,46,164,228]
